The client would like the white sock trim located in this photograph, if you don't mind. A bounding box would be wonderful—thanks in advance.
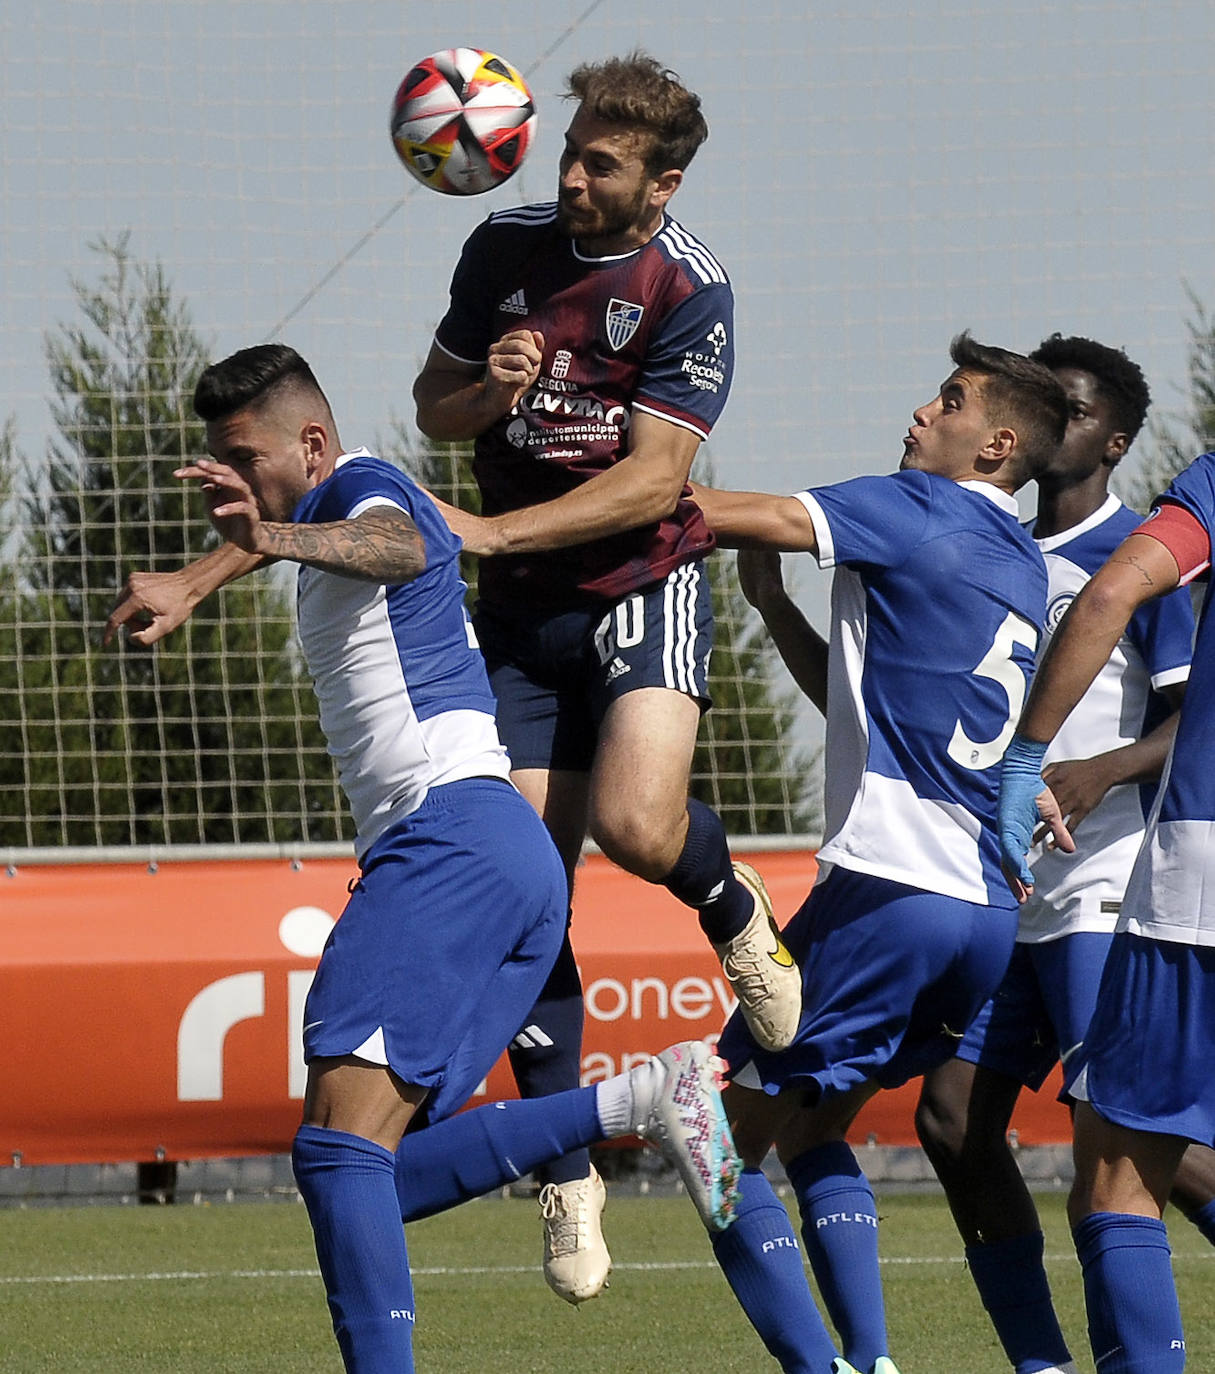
[594,1074,636,1139]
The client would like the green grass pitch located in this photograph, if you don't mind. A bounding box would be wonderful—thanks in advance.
[0,1189,1210,1371]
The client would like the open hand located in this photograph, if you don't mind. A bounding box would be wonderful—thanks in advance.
[175,459,272,555]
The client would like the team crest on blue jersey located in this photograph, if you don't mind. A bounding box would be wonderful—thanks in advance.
[606,298,644,352]
[1046,590,1075,631]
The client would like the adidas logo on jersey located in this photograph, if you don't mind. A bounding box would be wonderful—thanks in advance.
[606,657,631,682]
[499,289,528,315]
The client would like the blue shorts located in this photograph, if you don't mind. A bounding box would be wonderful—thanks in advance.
[956,931,1112,1090]
[1065,932,1215,1147]
[475,563,714,772]
[302,778,567,1123]
[720,866,1018,1101]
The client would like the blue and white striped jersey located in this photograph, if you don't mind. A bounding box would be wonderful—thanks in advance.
[1019,494,1193,941]
[292,450,510,859]
[800,470,1047,909]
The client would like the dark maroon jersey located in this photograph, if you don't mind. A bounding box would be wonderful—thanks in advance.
[433,201,735,610]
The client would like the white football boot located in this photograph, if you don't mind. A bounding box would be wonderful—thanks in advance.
[713,862,802,1051]
[539,1165,611,1305]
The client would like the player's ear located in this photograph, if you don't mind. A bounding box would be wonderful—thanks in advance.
[1104,431,1130,468]
[981,427,1017,464]
[651,167,683,208]
[301,421,328,475]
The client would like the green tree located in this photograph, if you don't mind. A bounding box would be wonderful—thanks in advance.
[387,428,819,837]
[0,236,344,848]
[1118,290,1215,515]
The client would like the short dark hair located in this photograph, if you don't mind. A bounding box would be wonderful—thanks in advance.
[566,51,708,174]
[950,331,1069,481]
[1029,333,1151,442]
[193,343,327,423]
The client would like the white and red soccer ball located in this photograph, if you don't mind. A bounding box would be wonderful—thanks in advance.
[390,48,536,196]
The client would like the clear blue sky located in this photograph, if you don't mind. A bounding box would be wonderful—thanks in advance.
[4,0,1214,654]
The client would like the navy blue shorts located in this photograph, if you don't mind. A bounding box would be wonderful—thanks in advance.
[1065,932,1215,1147]
[302,778,568,1123]
[955,930,1112,1090]
[720,865,1018,1102]
[474,563,714,773]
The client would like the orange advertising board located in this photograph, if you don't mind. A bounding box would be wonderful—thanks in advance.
[0,851,1070,1166]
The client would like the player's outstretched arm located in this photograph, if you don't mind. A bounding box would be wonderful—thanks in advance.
[736,548,828,715]
[454,411,702,557]
[176,459,426,584]
[688,483,819,555]
[413,332,544,442]
[104,542,266,646]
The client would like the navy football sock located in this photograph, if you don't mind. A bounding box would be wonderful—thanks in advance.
[787,1141,888,1372]
[395,1088,602,1221]
[661,797,752,943]
[1072,1212,1185,1373]
[506,929,590,1186]
[710,1167,838,1373]
[1184,1196,1215,1247]
[965,1232,1073,1374]
[292,1124,417,1373]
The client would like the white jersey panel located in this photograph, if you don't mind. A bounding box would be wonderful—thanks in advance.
[1018,496,1193,942]
[296,567,506,858]
[819,769,987,901]
[1019,548,1155,940]
[1120,791,1215,948]
[816,565,868,849]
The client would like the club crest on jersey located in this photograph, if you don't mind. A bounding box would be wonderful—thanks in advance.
[606,298,644,352]
[1046,591,1075,632]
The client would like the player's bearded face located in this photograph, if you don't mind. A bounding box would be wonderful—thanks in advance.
[556,111,661,248]
[204,410,313,523]
[557,171,653,244]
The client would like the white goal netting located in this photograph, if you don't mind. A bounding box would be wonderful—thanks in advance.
[3,0,1214,853]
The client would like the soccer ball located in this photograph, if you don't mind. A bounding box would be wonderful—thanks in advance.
[390,48,536,196]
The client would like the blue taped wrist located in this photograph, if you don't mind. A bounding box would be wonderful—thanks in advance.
[1001,733,1048,780]
[998,734,1049,883]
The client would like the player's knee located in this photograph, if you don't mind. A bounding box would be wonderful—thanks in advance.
[590,808,681,881]
[914,1086,970,1163]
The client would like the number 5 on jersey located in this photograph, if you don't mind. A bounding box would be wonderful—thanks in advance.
[948,611,1039,771]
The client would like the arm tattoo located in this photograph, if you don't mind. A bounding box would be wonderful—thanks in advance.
[263,508,427,583]
[1111,552,1158,588]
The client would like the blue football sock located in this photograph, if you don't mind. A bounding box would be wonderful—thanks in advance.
[965,1232,1072,1374]
[788,1141,887,1372]
[661,797,752,943]
[292,1124,417,1373]
[1184,1197,1215,1247]
[506,928,590,1186]
[710,1167,838,1373]
[395,1087,602,1221]
[1072,1212,1185,1373]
